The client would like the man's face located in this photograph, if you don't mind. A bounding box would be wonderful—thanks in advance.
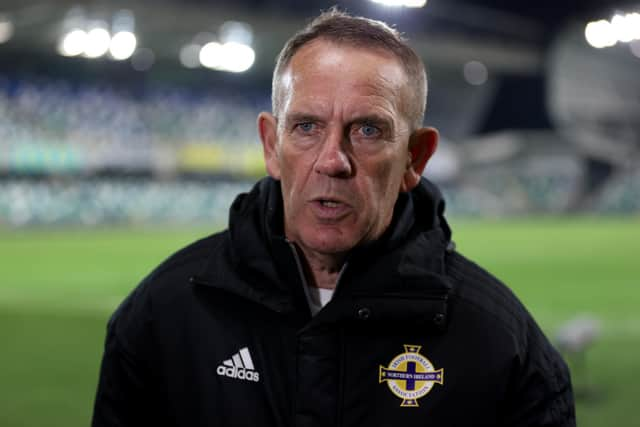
[260,40,433,258]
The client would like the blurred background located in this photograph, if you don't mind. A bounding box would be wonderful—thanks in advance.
[0,0,638,426]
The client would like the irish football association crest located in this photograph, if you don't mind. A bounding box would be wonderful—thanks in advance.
[379,344,444,407]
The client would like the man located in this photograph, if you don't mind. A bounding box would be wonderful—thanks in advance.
[93,10,575,427]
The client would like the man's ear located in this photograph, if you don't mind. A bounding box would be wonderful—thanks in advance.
[257,112,281,179]
[401,127,439,192]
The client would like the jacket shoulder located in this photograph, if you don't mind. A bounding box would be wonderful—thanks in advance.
[107,231,229,353]
[445,250,533,339]
[147,231,227,285]
[446,251,574,424]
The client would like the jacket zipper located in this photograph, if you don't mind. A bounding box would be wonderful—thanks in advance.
[286,240,349,297]
[287,240,348,427]
[287,241,312,302]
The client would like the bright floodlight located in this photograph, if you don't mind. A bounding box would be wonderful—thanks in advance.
[625,13,640,40]
[199,41,224,70]
[59,29,87,56]
[370,0,427,8]
[84,28,111,58]
[611,13,636,43]
[199,41,255,73]
[109,31,137,60]
[584,20,617,48]
[221,42,255,73]
[0,16,14,44]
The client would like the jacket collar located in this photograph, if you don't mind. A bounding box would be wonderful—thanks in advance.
[196,177,453,316]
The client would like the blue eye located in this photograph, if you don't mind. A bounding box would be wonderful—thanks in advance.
[298,122,314,132]
[360,124,379,137]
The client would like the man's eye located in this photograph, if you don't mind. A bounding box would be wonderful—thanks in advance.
[297,122,315,132]
[358,124,380,137]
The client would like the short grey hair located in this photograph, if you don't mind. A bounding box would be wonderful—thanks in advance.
[272,8,428,130]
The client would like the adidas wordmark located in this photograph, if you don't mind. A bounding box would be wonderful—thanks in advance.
[216,347,260,382]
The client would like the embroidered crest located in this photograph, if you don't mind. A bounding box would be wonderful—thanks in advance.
[379,344,443,407]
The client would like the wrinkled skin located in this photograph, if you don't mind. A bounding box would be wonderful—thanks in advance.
[258,39,438,287]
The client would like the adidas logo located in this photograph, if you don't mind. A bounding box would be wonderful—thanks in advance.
[216,347,260,382]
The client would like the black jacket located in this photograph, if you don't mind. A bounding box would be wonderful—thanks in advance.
[92,177,575,427]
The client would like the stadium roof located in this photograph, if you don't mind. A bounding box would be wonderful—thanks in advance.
[0,0,635,79]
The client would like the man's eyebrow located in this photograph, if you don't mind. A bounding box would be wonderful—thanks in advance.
[350,114,393,128]
[284,112,322,124]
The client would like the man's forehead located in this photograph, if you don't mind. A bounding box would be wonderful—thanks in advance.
[278,40,408,111]
[285,39,406,81]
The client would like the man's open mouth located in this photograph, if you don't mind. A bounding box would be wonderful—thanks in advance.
[319,200,341,208]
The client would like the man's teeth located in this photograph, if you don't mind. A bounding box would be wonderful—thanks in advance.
[321,201,339,208]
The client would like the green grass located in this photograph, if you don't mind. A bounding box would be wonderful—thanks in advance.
[0,226,211,427]
[0,218,639,426]
[452,217,640,427]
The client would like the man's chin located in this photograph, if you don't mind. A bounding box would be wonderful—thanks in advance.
[299,233,357,258]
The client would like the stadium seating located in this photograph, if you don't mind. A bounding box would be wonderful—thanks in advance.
[0,75,268,176]
[1,74,638,226]
[0,178,253,226]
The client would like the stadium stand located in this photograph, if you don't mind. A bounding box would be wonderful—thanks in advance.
[591,168,640,214]
[0,74,638,226]
[0,177,252,226]
[0,75,268,176]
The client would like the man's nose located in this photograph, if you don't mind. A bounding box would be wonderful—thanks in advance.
[313,128,353,178]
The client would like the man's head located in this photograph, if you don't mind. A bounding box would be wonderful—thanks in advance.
[272,8,428,131]
[258,9,438,263]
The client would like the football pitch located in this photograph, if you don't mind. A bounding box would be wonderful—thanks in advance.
[0,217,638,427]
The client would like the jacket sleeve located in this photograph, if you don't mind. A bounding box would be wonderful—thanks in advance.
[92,284,161,427]
[502,317,576,427]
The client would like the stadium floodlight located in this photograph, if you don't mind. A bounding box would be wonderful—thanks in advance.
[220,42,255,73]
[370,0,427,8]
[58,29,87,56]
[199,41,224,70]
[199,41,255,73]
[585,12,640,49]
[109,31,137,60]
[0,15,14,44]
[611,13,636,43]
[84,27,111,58]
[623,12,640,41]
[584,19,617,48]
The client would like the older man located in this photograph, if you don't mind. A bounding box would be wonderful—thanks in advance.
[93,10,575,427]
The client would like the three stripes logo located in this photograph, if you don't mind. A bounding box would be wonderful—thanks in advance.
[216,347,260,382]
